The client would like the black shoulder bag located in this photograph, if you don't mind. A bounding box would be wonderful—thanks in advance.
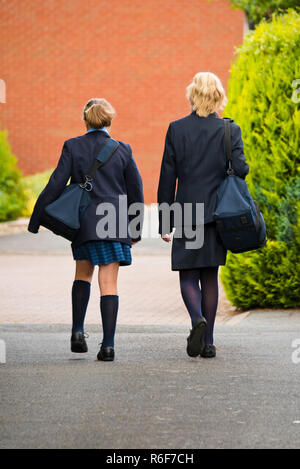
[40,138,119,241]
[213,119,267,253]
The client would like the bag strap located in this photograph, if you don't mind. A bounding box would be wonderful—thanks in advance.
[87,138,119,179]
[223,119,234,176]
[79,138,119,191]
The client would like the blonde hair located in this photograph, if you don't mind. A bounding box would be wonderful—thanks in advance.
[83,98,116,128]
[186,72,227,117]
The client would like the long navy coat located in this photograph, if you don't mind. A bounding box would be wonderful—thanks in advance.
[28,129,144,247]
[157,111,249,234]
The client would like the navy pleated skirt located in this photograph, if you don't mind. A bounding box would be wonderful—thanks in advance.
[72,240,132,266]
[171,222,227,271]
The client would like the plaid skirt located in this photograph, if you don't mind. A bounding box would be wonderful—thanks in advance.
[72,240,132,266]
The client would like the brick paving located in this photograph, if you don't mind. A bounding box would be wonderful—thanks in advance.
[0,254,233,326]
[0,215,235,326]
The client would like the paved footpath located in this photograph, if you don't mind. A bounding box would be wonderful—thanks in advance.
[0,227,299,449]
[0,229,234,325]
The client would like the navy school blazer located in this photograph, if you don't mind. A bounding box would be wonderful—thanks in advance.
[28,130,144,247]
[157,111,249,233]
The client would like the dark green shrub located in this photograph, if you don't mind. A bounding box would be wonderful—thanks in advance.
[221,10,300,309]
[0,130,27,222]
[230,1,300,26]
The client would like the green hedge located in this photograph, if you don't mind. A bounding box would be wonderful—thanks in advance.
[22,169,53,217]
[221,241,299,309]
[230,1,300,25]
[0,130,27,222]
[221,10,300,309]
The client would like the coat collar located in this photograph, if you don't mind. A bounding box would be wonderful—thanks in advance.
[191,111,219,118]
[85,127,110,135]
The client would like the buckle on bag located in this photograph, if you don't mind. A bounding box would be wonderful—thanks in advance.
[79,176,93,192]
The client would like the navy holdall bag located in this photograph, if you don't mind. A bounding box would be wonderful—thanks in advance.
[40,138,119,242]
[213,119,267,253]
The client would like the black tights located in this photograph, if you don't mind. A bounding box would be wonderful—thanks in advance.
[179,267,219,345]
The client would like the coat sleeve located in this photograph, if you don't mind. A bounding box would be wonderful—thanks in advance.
[27,141,73,233]
[230,122,249,179]
[157,124,177,234]
[124,145,144,242]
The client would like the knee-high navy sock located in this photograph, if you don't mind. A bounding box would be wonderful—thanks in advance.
[179,269,203,326]
[72,280,91,334]
[199,267,219,345]
[100,295,119,348]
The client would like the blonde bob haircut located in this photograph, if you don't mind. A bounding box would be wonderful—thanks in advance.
[186,72,227,117]
[83,98,116,129]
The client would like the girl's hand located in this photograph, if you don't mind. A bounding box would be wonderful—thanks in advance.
[161,234,172,243]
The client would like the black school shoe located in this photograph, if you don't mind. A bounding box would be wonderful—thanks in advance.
[200,344,216,358]
[186,317,207,357]
[97,346,115,362]
[71,332,88,353]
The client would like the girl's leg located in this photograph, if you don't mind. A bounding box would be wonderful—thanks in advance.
[72,260,94,334]
[199,266,219,345]
[98,262,119,347]
[179,269,203,326]
[75,259,94,282]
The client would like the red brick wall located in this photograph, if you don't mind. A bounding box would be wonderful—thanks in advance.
[0,0,244,203]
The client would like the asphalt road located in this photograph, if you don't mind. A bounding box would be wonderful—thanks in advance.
[1,311,300,449]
